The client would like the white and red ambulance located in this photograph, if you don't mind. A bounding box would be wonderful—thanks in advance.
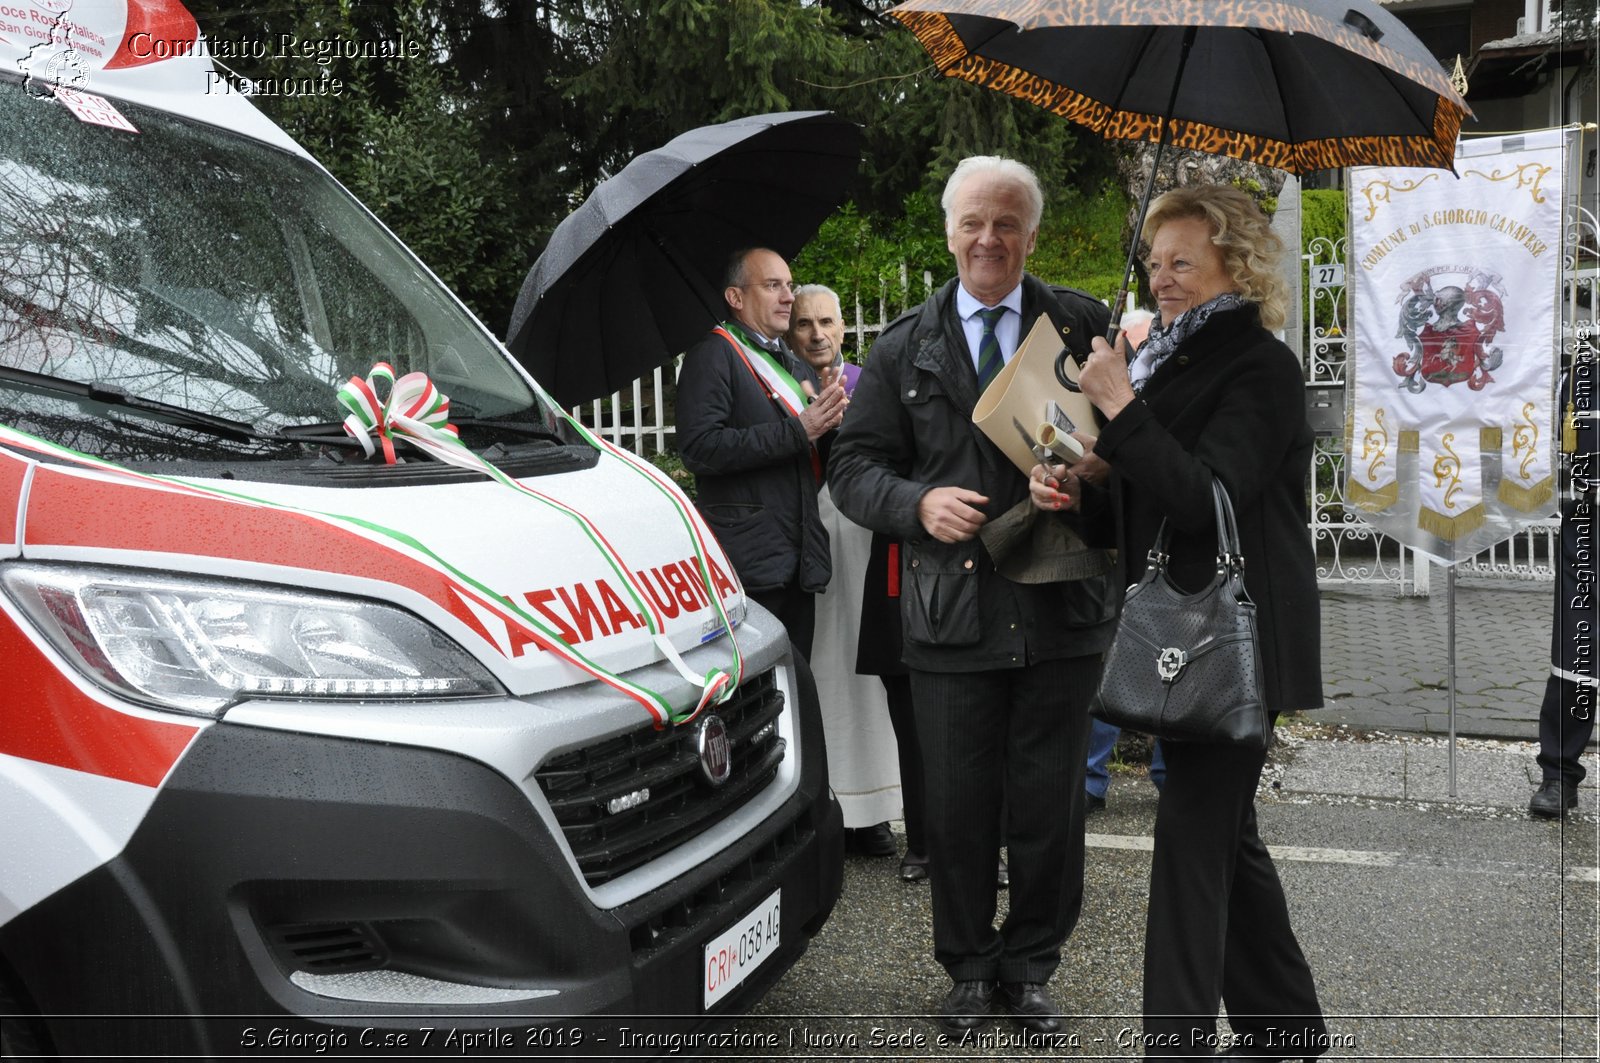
[0,2,841,1056]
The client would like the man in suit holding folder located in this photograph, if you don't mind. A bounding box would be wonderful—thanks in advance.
[827,156,1114,1036]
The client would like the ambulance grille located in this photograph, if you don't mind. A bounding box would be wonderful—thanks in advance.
[534,667,786,886]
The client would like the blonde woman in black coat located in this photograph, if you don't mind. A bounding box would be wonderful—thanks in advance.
[1034,186,1330,1061]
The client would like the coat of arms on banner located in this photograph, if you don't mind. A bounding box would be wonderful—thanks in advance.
[1392,270,1506,392]
[1346,128,1570,563]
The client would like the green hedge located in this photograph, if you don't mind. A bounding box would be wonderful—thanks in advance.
[790,181,1135,360]
[1301,188,1348,334]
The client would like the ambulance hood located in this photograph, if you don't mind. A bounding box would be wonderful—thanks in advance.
[11,437,745,698]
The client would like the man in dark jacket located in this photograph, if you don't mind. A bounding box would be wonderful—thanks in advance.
[1529,360,1598,818]
[828,157,1116,1036]
[677,247,846,659]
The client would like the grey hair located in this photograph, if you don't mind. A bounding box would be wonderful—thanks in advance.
[792,284,842,317]
[941,156,1044,235]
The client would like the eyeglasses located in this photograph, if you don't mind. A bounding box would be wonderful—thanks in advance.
[742,280,797,295]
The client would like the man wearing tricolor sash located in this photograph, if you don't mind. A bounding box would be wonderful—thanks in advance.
[677,247,848,660]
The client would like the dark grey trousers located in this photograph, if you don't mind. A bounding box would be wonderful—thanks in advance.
[910,654,1098,984]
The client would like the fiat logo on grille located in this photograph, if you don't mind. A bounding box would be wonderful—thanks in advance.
[696,714,732,787]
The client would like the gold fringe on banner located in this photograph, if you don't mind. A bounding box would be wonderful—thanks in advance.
[1418,502,1487,540]
[1347,478,1400,511]
[1499,475,1555,513]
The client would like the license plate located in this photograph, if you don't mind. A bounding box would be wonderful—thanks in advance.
[702,889,780,1009]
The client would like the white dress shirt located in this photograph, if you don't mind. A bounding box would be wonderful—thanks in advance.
[954,283,1025,376]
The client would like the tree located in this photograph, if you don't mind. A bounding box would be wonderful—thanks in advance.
[1111,145,1288,308]
[176,1,1124,332]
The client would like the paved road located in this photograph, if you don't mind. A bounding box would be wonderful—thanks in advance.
[720,726,1597,1061]
[1314,580,1562,742]
[712,582,1599,1061]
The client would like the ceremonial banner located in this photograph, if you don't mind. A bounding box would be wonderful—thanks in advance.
[1346,129,1570,562]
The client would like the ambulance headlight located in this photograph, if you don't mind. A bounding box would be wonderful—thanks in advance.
[3,564,505,717]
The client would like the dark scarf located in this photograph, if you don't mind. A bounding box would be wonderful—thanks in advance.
[1128,293,1248,393]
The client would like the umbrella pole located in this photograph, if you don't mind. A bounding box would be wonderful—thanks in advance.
[649,226,728,325]
[1105,26,1197,344]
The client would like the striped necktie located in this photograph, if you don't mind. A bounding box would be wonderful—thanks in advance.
[975,305,1006,391]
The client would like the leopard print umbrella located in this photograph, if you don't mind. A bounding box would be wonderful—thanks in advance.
[888,0,1469,174]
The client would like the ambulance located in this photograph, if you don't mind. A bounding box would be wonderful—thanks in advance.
[0,1,842,1056]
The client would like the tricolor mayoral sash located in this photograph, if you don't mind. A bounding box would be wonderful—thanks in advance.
[1345,127,1572,562]
[715,322,821,481]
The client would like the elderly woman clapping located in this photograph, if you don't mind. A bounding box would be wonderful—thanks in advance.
[1034,185,1331,1061]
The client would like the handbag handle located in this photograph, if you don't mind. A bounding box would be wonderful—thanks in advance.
[1147,478,1246,580]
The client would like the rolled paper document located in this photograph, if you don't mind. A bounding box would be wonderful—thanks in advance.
[1036,400,1083,464]
[1035,420,1084,464]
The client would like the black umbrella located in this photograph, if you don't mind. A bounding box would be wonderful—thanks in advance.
[506,111,863,408]
[887,0,1471,355]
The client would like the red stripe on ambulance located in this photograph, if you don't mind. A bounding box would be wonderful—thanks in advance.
[104,0,201,70]
[0,448,27,552]
[0,611,199,787]
[23,464,485,630]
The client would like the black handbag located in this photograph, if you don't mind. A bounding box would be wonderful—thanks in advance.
[1090,479,1269,749]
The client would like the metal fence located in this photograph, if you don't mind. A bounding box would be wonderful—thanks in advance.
[569,209,1598,594]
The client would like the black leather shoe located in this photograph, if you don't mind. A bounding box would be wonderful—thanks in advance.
[899,851,929,882]
[999,981,1061,1034]
[938,980,994,1035]
[1529,780,1578,819]
[1085,792,1106,815]
[995,856,1009,890]
[847,821,897,857]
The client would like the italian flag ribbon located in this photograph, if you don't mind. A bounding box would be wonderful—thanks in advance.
[337,363,457,464]
[716,324,822,483]
[333,364,742,727]
[717,323,810,415]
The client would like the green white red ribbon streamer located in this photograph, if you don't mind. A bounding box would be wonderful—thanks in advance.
[717,324,810,416]
[334,363,743,726]
[337,363,458,465]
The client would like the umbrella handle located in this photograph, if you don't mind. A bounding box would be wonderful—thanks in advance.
[1054,348,1084,393]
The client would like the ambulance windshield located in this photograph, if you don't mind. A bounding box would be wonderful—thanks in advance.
[0,74,561,461]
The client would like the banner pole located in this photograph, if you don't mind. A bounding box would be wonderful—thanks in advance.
[1447,564,1458,798]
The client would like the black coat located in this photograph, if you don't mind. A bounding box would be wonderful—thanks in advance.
[829,274,1118,673]
[676,326,830,594]
[855,531,905,676]
[1092,304,1323,712]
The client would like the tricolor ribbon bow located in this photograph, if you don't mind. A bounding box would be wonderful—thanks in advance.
[329,363,741,729]
[337,362,459,465]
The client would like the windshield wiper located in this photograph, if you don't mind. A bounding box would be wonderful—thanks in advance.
[276,417,565,449]
[272,422,365,449]
[0,366,261,442]
[450,418,567,445]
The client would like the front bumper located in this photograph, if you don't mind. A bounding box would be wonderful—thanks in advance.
[1,665,842,1059]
